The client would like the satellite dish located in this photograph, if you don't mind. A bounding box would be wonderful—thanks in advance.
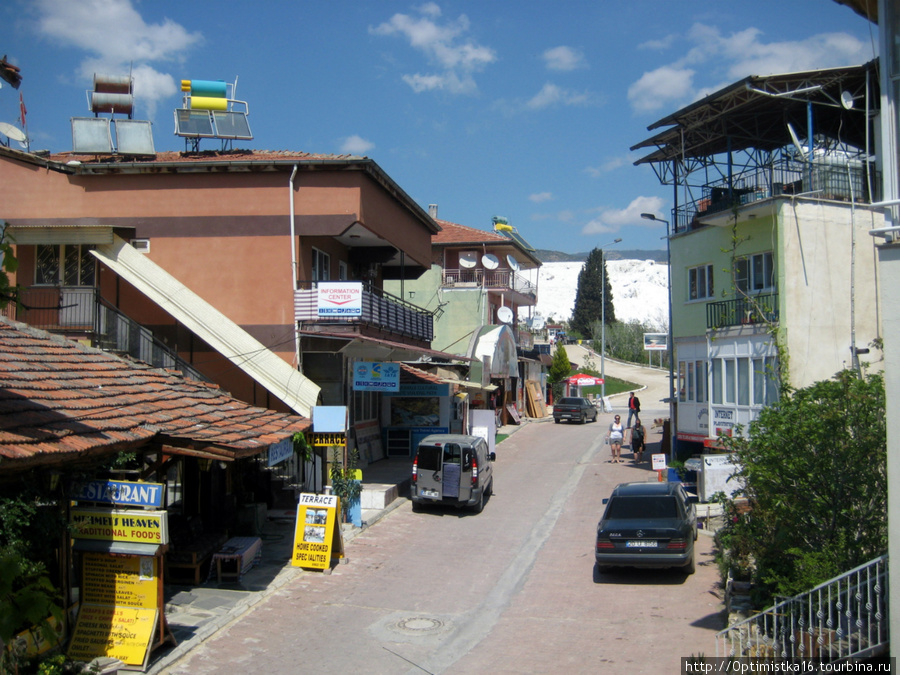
[532,316,546,330]
[482,253,499,269]
[506,254,520,271]
[787,123,807,161]
[840,90,855,110]
[459,251,477,268]
[0,122,26,143]
[497,306,514,324]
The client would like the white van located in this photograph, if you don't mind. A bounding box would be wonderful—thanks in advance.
[410,434,495,513]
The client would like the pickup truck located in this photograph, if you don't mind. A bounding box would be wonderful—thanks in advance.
[552,397,598,424]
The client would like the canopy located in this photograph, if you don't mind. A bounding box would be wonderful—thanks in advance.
[567,374,604,386]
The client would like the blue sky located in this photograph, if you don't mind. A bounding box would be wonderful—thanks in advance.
[0,0,876,253]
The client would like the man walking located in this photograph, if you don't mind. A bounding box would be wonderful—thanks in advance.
[626,392,641,428]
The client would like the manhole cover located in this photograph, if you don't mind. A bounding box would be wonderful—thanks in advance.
[391,616,445,635]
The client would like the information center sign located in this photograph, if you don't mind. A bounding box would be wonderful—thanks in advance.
[317,282,362,316]
[291,493,344,570]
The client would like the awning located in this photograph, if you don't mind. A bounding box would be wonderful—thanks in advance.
[92,236,320,417]
[302,331,469,362]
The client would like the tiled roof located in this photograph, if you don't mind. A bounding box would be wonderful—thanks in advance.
[399,363,446,385]
[46,148,365,165]
[0,318,310,473]
[433,219,509,245]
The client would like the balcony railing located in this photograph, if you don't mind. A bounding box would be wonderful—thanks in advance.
[442,268,536,300]
[294,281,433,343]
[717,554,888,661]
[707,293,778,330]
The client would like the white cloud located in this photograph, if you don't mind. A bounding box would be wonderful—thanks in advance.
[585,156,626,177]
[580,196,667,235]
[543,46,586,71]
[526,82,592,109]
[629,22,870,114]
[33,0,201,112]
[529,192,553,203]
[340,135,375,155]
[370,4,496,95]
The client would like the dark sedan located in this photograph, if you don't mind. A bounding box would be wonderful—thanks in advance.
[595,481,698,574]
[552,397,598,424]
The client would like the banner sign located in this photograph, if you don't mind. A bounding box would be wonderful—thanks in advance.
[353,361,400,391]
[291,493,344,570]
[643,333,668,351]
[71,507,169,546]
[317,282,362,316]
[267,438,294,467]
[310,432,346,447]
[72,480,164,509]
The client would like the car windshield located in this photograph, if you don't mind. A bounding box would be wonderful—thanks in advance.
[606,496,679,520]
[417,445,443,471]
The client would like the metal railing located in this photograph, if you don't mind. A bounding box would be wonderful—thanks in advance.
[2,286,209,382]
[707,293,778,330]
[295,281,434,342]
[716,554,889,661]
[442,268,537,299]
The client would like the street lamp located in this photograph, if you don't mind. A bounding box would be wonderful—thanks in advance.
[600,238,622,403]
[640,212,675,458]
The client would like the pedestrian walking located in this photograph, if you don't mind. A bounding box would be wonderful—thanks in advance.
[626,392,641,428]
[607,414,625,463]
[631,419,646,463]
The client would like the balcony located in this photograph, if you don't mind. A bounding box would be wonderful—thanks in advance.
[442,268,536,302]
[707,293,779,330]
[294,281,433,343]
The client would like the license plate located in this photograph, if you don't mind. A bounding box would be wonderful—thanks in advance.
[626,540,657,548]
[421,489,439,499]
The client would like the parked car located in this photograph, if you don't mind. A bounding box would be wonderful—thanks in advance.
[595,481,698,574]
[553,397,598,424]
[410,434,495,513]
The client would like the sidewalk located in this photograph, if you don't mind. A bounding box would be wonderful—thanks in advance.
[148,419,536,673]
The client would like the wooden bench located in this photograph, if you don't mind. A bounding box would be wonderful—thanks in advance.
[165,515,228,585]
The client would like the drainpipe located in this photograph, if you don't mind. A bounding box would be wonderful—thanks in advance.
[289,164,300,367]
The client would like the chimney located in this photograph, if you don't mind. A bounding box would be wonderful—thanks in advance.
[428,204,438,219]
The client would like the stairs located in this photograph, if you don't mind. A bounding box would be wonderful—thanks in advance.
[716,554,888,661]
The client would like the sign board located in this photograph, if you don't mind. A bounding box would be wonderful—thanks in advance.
[310,432,347,447]
[71,507,169,546]
[68,604,158,668]
[267,437,294,467]
[651,453,667,471]
[82,553,158,609]
[72,480,164,508]
[291,493,344,570]
[317,282,362,316]
[643,333,668,351]
[352,361,400,391]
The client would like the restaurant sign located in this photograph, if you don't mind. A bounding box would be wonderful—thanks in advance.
[71,507,169,546]
[72,480,164,509]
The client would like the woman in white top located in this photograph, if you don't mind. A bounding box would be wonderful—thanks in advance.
[607,414,625,463]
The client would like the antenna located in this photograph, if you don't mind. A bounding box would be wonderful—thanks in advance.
[459,251,477,268]
[840,90,855,110]
[506,255,520,271]
[497,306,514,324]
[482,253,499,270]
[0,121,26,147]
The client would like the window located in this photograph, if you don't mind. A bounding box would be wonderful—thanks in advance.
[338,261,348,281]
[711,355,779,407]
[687,361,695,401]
[688,264,714,300]
[737,358,750,406]
[712,360,722,404]
[312,248,330,283]
[678,362,686,402]
[724,359,735,403]
[695,360,706,403]
[735,252,774,293]
[35,244,95,286]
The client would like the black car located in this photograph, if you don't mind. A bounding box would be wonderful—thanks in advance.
[595,481,698,574]
[552,397,598,424]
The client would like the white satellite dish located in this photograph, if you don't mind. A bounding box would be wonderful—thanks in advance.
[840,90,855,110]
[506,254,520,271]
[497,306,514,324]
[459,251,477,268]
[532,316,546,330]
[0,122,26,143]
[482,253,499,269]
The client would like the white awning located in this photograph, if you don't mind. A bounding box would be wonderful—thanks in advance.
[92,236,320,417]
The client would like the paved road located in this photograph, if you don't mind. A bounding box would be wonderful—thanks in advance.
[165,392,724,674]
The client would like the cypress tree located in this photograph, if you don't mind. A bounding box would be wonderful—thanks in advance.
[570,248,615,337]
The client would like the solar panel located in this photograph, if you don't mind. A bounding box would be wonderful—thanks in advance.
[71,118,112,154]
[502,229,536,252]
[113,120,155,156]
[174,109,216,137]
[212,111,252,140]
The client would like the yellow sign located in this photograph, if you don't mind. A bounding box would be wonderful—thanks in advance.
[291,493,344,569]
[82,553,158,609]
[67,604,158,667]
[71,507,168,545]
[310,432,346,447]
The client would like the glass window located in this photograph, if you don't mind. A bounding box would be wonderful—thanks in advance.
[724,359,735,404]
[687,361,695,401]
[35,244,95,286]
[678,362,686,402]
[312,248,330,283]
[712,359,722,404]
[696,360,706,403]
[735,252,774,293]
[737,357,750,406]
[765,356,780,404]
[688,264,714,300]
[753,357,765,405]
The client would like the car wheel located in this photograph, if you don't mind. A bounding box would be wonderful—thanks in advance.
[580,413,586,424]
[411,500,422,513]
[554,418,560,424]
[472,490,484,514]
[684,551,696,575]
[485,477,493,498]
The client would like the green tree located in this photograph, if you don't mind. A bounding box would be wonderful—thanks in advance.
[0,223,19,310]
[547,344,572,402]
[715,370,887,603]
[570,248,614,338]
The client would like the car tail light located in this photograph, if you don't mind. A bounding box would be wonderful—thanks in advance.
[666,539,687,550]
[412,456,418,486]
[471,456,478,487]
[596,540,615,549]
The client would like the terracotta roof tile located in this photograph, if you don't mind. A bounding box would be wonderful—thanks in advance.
[0,317,310,473]
[433,219,509,245]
